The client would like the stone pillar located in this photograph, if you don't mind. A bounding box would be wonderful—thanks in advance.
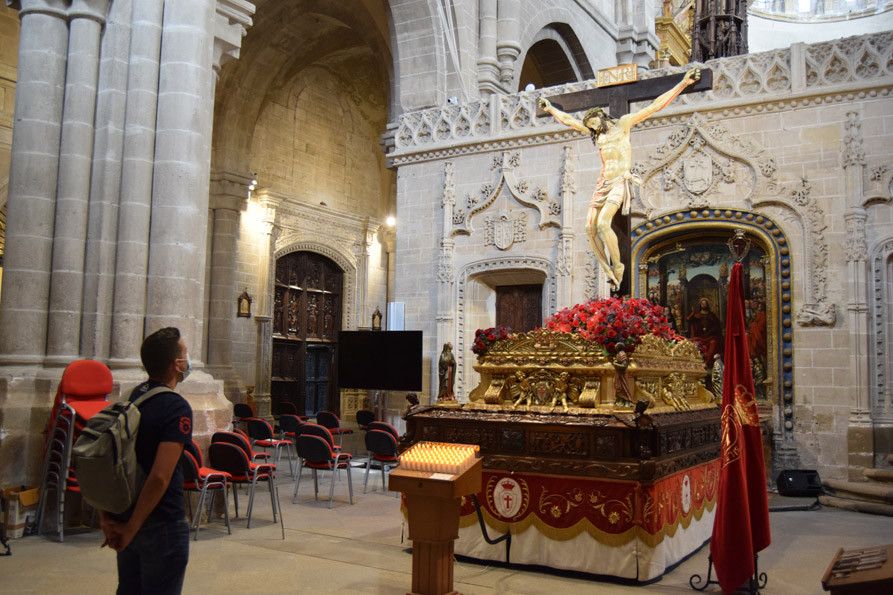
[841,111,873,479]
[144,0,216,352]
[109,0,164,366]
[353,226,374,329]
[496,0,521,86]
[206,172,248,401]
[0,0,69,363]
[477,0,501,96]
[556,146,576,310]
[437,162,457,397]
[252,191,280,419]
[46,0,108,363]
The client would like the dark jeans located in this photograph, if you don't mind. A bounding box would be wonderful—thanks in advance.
[116,519,189,595]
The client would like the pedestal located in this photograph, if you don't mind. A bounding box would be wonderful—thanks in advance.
[390,459,483,595]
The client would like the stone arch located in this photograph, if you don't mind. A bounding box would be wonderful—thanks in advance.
[631,208,797,443]
[869,236,893,423]
[515,23,595,91]
[388,0,447,111]
[275,240,358,332]
[455,256,556,398]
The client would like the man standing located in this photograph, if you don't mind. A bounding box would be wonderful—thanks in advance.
[538,68,701,287]
[101,327,194,594]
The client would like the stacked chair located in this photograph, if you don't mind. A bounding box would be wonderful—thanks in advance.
[245,417,295,476]
[37,360,113,542]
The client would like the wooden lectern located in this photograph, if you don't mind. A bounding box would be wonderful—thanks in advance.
[389,443,483,595]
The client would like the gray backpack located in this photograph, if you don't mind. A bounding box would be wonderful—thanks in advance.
[72,386,171,513]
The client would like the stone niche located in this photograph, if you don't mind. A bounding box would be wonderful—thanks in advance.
[466,329,714,414]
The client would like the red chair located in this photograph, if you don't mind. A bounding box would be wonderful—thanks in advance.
[367,421,399,440]
[180,448,231,540]
[38,359,113,542]
[355,409,375,431]
[363,429,400,495]
[224,429,271,461]
[292,424,353,508]
[245,417,295,476]
[208,442,284,539]
[316,411,353,448]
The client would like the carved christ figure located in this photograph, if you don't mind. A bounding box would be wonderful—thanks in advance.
[538,68,701,287]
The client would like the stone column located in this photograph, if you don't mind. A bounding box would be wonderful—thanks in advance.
[477,0,501,96]
[556,146,576,310]
[0,0,69,363]
[144,0,216,352]
[436,162,457,378]
[353,226,374,329]
[496,0,521,86]
[841,111,873,479]
[206,172,248,400]
[46,0,109,364]
[252,191,280,419]
[109,0,164,366]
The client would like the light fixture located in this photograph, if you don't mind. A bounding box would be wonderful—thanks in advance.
[386,215,396,227]
[524,83,535,92]
[248,172,257,192]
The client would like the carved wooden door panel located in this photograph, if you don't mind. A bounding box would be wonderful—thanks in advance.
[495,284,542,332]
[272,252,342,415]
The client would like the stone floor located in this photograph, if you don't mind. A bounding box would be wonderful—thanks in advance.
[3,467,892,594]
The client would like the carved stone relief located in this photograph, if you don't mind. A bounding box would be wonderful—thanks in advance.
[451,151,561,235]
[485,210,528,250]
[870,238,893,423]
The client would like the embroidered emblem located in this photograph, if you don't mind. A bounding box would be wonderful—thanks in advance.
[179,416,191,435]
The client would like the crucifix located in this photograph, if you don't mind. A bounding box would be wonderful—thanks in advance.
[538,66,713,296]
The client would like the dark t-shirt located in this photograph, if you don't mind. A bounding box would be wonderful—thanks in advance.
[118,380,193,524]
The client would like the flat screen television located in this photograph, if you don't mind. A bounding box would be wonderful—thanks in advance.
[337,330,423,391]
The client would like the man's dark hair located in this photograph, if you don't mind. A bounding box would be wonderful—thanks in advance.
[140,327,182,378]
[583,107,612,143]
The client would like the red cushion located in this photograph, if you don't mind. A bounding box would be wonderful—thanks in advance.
[198,467,232,480]
[229,472,273,482]
[256,439,290,447]
[373,454,399,462]
[306,460,351,470]
[252,452,272,460]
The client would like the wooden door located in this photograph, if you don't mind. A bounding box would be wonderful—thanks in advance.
[495,284,542,332]
[271,252,342,416]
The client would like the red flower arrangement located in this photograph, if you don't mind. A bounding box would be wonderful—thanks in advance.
[545,297,682,355]
[472,326,513,356]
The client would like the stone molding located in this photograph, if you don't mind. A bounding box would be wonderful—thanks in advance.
[209,170,250,211]
[451,151,560,236]
[842,110,867,169]
[869,237,893,423]
[213,0,254,72]
[388,32,893,164]
[455,256,556,397]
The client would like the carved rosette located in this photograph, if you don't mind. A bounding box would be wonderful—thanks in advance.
[467,329,711,414]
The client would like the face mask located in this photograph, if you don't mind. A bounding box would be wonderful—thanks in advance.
[178,357,192,382]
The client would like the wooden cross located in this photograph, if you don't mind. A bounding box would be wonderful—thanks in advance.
[540,68,713,296]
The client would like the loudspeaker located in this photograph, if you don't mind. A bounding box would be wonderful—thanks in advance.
[776,469,822,497]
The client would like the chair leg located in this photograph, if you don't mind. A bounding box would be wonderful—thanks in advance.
[232,484,240,518]
[194,487,208,541]
[268,476,278,523]
[328,465,337,509]
[347,465,354,505]
[292,460,304,504]
[286,445,295,476]
[381,463,387,493]
[246,477,258,528]
[274,480,284,540]
[223,483,232,534]
[313,469,319,500]
[364,454,372,494]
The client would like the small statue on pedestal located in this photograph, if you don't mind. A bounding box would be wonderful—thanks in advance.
[550,371,571,412]
[437,342,457,401]
[511,371,534,410]
[613,350,634,408]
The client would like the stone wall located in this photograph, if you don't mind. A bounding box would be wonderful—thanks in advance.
[389,31,893,480]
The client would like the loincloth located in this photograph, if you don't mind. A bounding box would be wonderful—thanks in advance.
[590,172,641,215]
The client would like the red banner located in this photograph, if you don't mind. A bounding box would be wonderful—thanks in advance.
[710,261,771,592]
[457,460,718,547]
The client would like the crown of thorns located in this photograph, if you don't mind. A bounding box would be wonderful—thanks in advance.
[583,107,610,123]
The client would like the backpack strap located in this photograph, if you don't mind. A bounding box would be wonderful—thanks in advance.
[131,385,175,408]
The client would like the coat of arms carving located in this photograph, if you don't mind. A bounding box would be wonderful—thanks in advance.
[485,210,527,251]
[682,151,713,195]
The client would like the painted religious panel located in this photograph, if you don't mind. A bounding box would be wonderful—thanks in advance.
[644,239,769,399]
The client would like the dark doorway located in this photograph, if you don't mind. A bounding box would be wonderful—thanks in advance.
[272,251,343,416]
[496,284,543,332]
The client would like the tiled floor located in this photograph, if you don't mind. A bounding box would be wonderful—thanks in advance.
[3,467,891,594]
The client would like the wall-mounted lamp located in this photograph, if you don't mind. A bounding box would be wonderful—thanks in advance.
[371,307,382,331]
[386,215,396,228]
[237,290,252,318]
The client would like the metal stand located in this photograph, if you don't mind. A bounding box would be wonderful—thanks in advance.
[690,554,767,593]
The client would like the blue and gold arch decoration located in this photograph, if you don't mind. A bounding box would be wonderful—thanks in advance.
[631,208,795,437]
